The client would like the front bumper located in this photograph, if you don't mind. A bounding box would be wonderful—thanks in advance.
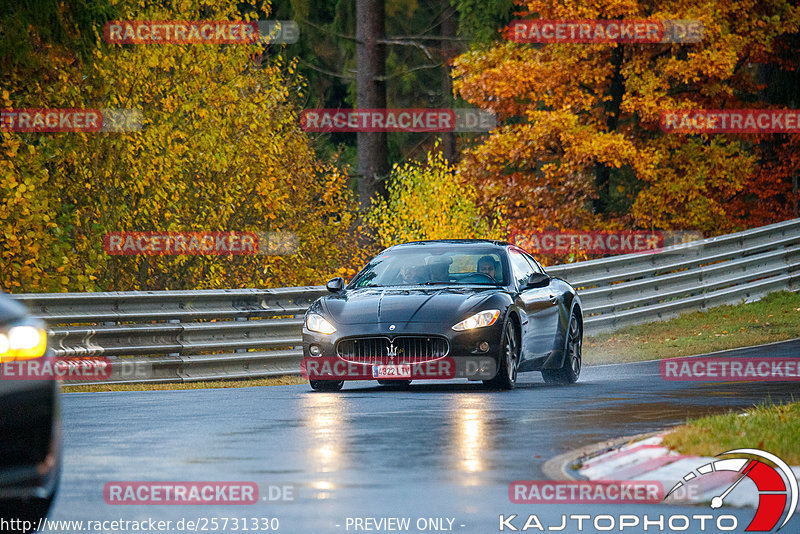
[0,378,62,502]
[302,321,504,380]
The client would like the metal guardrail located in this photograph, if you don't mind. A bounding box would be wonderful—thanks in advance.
[546,218,800,332]
[11,218,800,384]
[15,288,325,383]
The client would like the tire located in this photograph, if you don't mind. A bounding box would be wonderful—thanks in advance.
[483,318,519,390]
[542,310,582,385]
[309,380,344,391]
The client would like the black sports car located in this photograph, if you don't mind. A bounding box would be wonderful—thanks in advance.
[0,292,61,533]
[302,240,583,390]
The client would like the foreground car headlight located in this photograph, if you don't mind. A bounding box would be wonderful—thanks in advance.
[0,321,48,362]
[452,309,500,331]
[305,313,337,335]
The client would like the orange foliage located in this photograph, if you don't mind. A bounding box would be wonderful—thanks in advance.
[452,0,800,236]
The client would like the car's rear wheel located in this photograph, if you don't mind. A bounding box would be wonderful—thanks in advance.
[542,311,582,385]
[309,380,344,391]
[378,380,412,388]
[483,319,519,390]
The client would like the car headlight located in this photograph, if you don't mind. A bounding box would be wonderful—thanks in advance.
[452,309,500,331]
[0,321,48,363]
[305,313,336,335]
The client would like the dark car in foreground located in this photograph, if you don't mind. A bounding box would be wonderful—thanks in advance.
[0,292,61,533]
[302,240,583,391]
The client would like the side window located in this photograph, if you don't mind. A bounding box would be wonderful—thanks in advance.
[508,250,535,288]
[523,253,543,274]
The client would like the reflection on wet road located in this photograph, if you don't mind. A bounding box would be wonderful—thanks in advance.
[48,340,800,533]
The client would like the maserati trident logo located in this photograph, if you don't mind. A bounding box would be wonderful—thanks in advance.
[386,342,399,358]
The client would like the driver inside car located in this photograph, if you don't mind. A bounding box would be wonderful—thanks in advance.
[477,256,499,282]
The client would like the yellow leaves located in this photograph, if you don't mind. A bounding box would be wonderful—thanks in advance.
[449,0,800,238]
[367,146,504,248]
[1,0,372,292]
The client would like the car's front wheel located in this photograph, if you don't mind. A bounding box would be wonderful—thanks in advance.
[542,311,582,385]
[483,319,519,390]
[309,380,344,391]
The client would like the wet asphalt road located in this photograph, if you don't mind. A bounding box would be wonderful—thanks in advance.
[46,340,800,534]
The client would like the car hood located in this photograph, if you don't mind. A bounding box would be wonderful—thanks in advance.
[320,286,503,325]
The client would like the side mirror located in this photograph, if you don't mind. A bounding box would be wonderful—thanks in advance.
[525,272,550,289]
[326,276,345,293]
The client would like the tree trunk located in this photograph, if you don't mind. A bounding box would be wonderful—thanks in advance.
[594,43,625,216]
[440,0,457,163]
[356,0,388,210]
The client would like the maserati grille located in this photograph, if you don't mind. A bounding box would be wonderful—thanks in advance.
[336,336,449,365]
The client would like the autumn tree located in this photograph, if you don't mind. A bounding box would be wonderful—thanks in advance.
[1,0,370,292]
[727,30,800,226]
[355,0,389,209]
[452,0,800,235]
[270,0,477,184]
[366,145,504,247]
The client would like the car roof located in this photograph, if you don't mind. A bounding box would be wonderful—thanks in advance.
[388,239,511,249]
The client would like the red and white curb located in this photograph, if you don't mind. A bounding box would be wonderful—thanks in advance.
[575,434,800,508]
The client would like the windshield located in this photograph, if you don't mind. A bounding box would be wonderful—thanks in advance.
[349,247,508,288]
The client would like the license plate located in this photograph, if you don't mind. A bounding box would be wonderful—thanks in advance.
[372,364,411,379]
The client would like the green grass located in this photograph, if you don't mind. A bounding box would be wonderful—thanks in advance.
[61,374,306,393]
[584,291,800,364]
[662,402,800,464]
